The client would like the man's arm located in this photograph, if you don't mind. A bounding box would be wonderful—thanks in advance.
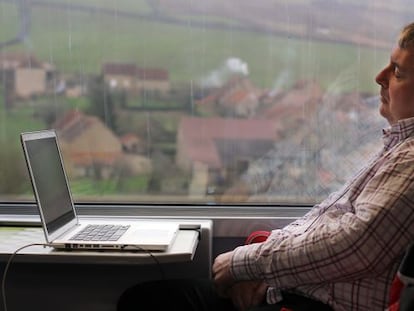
[229,148,414,289]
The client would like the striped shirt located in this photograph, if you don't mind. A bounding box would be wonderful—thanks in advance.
[231,117,414,311]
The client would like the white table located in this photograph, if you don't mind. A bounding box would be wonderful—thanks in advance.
[0,226,200,265]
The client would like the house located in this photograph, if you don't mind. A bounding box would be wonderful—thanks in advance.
[195,76,262,117]
[102,62,170,95]
[176,116,279,195]
[102,63,136,91]
[135,67,170,94]
[120,133,146,153]
[0,53,53,99]
[54,110,152,179]
[260,80,323,123]
[53,110,124,179]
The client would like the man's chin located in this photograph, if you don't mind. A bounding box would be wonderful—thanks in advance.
[379,106,393,124]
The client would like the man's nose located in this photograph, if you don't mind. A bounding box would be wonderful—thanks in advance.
[375,67,389,88]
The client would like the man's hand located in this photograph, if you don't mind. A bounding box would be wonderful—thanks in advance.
[227,281,268,311]
[212,251,236,296]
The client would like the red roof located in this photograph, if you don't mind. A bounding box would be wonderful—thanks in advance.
[179,116,278,168]
[53,110,100,142]
[102,62,169,80]
[102,63,137,76]
[69,152,120,166]
[224,89,251,106]
[120,133,140,144]
[136,67,168,80]
[263,80,322,120]
[53,110,83,130]
[0,52,43,69]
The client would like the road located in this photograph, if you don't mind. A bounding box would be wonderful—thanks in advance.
[0,0,408,50]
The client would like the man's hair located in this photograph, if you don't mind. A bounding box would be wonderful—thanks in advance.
[398,22,414,48]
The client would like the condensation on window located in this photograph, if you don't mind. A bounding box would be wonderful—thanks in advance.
[0,0,411,204]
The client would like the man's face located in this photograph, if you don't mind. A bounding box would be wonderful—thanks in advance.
[375,45,414,125]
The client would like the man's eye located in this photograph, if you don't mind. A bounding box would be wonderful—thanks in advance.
[394,67,403,78]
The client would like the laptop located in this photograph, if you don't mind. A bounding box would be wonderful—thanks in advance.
[20,129,179,251]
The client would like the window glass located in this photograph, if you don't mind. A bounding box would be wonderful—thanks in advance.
[0,1,410,204]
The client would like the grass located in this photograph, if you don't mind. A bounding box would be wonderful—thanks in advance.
[69,175,149,197]
[0,101,46,146]
[126,97,183,110]
[0,1,389,94]
[70,179,119,196]
[0,2,19,42]
[50,0,151,13]
[118,175,149,194]
[67,96,91,110]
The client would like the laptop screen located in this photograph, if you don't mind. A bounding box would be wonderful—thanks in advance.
[23,133,76,234]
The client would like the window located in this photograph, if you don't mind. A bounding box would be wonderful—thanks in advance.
[0,1,410,206]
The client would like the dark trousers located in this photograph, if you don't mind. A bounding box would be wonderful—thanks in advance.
[401,285,414,311]
[117,279,333,311]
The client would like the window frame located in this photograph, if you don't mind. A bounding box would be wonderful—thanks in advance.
[0,202,312,237]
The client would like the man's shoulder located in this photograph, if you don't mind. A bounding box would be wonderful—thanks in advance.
[391,137,414,156]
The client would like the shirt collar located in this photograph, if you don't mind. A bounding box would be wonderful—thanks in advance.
[382,117,414,150]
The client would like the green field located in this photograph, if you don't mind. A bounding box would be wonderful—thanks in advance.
[0,2,19,41]
[0,102,45,145]
[0,1,390,93]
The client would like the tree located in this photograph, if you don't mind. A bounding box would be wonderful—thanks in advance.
[0,147,28,195]
[87,76,118,133]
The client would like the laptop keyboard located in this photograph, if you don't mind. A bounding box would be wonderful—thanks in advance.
[70,224,130,241]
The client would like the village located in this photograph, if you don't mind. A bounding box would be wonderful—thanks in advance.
[0,52,385,201]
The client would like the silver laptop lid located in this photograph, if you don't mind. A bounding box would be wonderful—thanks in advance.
[21,129,78,243]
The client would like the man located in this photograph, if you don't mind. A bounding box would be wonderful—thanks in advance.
[117,22,414,311]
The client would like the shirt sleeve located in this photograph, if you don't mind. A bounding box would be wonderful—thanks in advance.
[231,143,414,289]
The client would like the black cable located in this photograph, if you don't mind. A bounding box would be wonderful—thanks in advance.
[121,246,166,280]
[123,228,202,280]
[1,243,53,311]
[1,243,168,311]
